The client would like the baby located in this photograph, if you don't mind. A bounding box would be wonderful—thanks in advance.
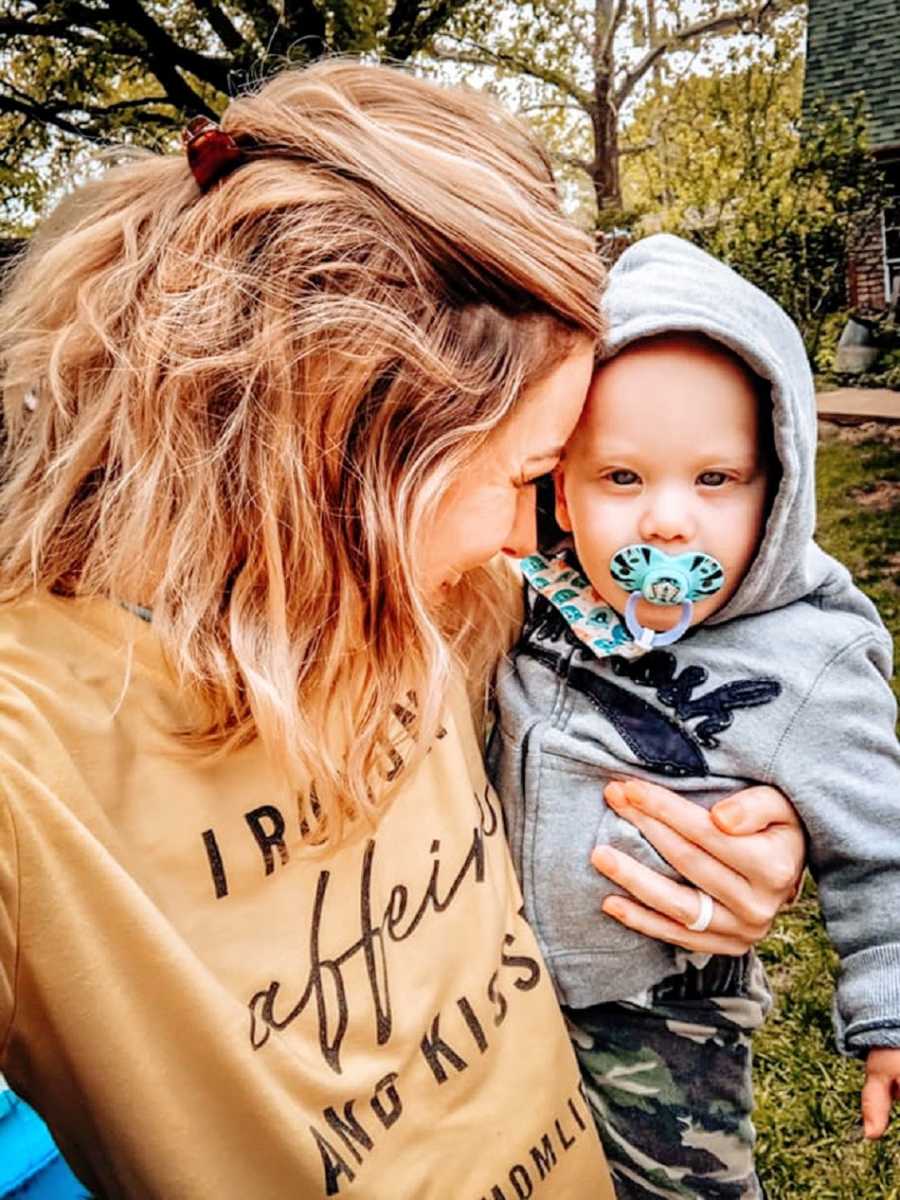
[492,235,900,1198]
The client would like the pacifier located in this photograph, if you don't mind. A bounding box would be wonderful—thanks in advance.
[609,543,725,651]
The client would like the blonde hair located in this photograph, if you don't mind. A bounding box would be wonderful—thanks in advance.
[0,61,603,843]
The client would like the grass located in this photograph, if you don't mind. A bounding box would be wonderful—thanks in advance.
[754,421,900,1198]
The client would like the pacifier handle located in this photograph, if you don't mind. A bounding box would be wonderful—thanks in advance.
[623,593,694,651]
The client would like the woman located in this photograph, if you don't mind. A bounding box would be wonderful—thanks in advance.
[0,61,802,1198]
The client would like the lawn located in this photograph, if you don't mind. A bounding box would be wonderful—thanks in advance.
[754,420,900,1198]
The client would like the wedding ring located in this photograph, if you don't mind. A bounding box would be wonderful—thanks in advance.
[685,889,714,933]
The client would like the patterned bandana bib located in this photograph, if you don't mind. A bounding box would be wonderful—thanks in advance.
[519,546,646,660]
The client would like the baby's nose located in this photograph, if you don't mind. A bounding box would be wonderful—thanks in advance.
[638,492,696,543]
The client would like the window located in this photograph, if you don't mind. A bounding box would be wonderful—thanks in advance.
[881,158,900,303]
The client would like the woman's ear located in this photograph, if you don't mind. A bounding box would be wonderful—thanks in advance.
[553,465,573,533]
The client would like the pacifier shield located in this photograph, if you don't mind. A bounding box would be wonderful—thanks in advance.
[610,544,725,606]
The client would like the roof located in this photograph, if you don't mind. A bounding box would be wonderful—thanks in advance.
[803,0,900,150]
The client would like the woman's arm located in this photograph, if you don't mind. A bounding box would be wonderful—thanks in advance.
[590,779,805,955]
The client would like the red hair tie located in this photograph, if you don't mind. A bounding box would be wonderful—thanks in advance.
[183,116,245,192]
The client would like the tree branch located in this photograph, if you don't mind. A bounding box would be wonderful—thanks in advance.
[2,2,230,108]
[555,153,593,175]
[385,0,472,61]
[105,0,233,95]
[1,69,180,142]
[537,0,593,58]
[0,16,102,40]
[0,91,108,141]
[614,0,785,108]
[266,1,327,59]
[519,101,591,116]
[77,97,179,124]
[0,14,156,60]
[0,13,116,49]
[433,39,592,108]
[619,138,657,155]
[600,0,628,59]
[191,0,249,56]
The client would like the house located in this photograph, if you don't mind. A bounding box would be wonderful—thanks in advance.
[803,0,900,310]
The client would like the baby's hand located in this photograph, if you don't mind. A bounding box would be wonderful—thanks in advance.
[862,1047,900,1138]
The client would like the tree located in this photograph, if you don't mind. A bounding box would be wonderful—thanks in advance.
[619,39,882,359]
[434,0,805,225]
[0,1,473,232]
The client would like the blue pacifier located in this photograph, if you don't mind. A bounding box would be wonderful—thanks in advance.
[609,543,725,650]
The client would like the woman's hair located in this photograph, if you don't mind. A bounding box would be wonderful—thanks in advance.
[0,60,603,843]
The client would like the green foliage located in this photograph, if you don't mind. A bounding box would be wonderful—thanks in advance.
[436,1,806,225]
[621,36,883,359]
[812,310,851,377]
[820,343,900,392]
[0,0,471,234]
[440,3,873,363]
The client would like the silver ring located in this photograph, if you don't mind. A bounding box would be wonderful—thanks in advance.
[685,889,714,932]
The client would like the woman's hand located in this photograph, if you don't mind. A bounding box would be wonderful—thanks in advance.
[590,779,806,955]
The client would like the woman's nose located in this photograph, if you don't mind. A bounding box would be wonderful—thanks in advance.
[637,488,696,544]
[502,485,538,558]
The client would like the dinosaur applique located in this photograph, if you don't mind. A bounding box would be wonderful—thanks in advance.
[611,651,781,749]
[516,593,781,776]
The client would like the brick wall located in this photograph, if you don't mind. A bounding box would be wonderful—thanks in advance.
[848,215,886,311]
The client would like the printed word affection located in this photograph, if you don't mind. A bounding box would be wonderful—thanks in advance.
[248,783,503,1075]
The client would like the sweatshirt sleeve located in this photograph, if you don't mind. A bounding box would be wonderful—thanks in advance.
[769,630,900,1055]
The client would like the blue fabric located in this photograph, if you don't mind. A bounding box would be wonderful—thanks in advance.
[0,1091,85,1198]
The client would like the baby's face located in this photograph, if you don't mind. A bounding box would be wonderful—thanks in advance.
[555,334,770,633]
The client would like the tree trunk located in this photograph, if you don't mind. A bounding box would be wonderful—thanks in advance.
[591,71,622,220]
[590,0,622,222]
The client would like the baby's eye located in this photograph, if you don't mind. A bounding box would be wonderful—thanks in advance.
[697,471,729,487]
[606,469,640,486]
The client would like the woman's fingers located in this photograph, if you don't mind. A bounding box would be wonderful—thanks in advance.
[711,784,800,836]
[591,845,755,955]
[607,780,803,893]
[598,778,808,952]
[607,779,754,869]
[601,899,752,957]
[710,785,807,900]
[604,781,774,931]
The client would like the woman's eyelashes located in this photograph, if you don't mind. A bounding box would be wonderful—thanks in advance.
[516,464,559,488]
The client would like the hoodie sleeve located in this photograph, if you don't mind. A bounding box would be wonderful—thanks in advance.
[769,630,900,1055]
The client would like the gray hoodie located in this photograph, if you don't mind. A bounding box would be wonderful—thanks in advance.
[492,234,900,1054]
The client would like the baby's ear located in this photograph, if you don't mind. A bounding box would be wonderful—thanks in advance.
[553,466,573,532]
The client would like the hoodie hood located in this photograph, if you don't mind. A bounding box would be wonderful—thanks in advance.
[602,233,841,623]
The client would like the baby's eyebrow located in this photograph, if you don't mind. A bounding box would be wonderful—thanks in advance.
[576,444,631,464]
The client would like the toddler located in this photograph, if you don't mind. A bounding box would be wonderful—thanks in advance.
[492,235,900,1198]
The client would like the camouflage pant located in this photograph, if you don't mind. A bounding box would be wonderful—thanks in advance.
[565,953,772,1200]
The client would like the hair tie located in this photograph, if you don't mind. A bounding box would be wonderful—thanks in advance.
[182,116,245,192]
